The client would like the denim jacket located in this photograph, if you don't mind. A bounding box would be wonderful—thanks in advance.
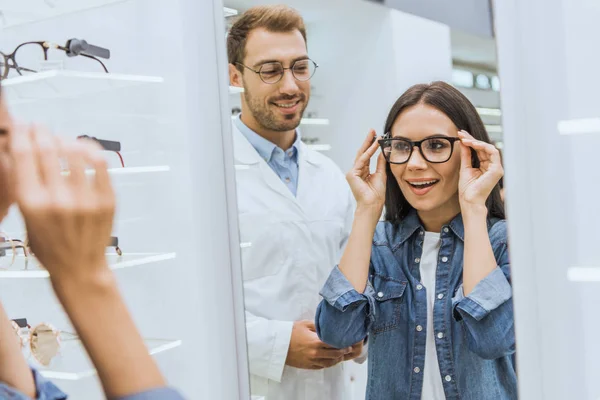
[315,210,517,400]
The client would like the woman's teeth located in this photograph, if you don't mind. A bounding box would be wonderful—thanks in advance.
[409,180,439,188]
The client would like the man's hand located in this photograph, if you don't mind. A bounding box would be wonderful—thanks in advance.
[285,320,352,370]
[343,340,364,361]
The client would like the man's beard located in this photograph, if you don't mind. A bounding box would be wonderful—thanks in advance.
[244,89,308,132]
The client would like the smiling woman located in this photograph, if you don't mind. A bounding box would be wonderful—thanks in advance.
[382,81,505,226]
[315,81,514,400]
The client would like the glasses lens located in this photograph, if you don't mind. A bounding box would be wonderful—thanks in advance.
[259,62,284,83]
[0,237,15,269]
[382,139,412,163]
[0,53,7,80]
[422,137,453,162]
[12,43,46,77]
[292,59,316,81]
[30,323,60,366]
[11,321,23,348]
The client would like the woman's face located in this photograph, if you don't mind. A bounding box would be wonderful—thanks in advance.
[389,103,462,220]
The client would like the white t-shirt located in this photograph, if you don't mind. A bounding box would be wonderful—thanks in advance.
[420,232,446,400]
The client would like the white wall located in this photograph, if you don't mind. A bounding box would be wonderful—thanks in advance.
[306,1,452,171]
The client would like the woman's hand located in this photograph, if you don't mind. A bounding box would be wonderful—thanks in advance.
[458,130,504,212]
[346,130,387,217]
[9,124,115,284]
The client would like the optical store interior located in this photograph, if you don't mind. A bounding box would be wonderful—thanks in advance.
[0,0,596,399]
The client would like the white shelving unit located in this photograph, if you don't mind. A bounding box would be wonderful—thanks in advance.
[223,7,238,17]
[1,70,164,105]
[0,0,128,28]
[0,252,177,278]
[38,338,182,380]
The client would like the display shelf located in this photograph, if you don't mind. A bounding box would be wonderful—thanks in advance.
[2,70,164,105]
[223,7,238,17]
[230,114,329,126]
[38,337,182,380]
[567,267,600,282]
[0,0,128,28]
[300,118,330,126]
[558,118,600,135]
[0,252,176,279]
[229,85,244,94]
[307,144,332,152]
[60,165,171,177]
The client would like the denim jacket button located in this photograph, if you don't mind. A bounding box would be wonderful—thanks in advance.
[441,256,448,263]
[445,375,452,382]
[377,292,384,298]
[443,227,449,233]
[415,258,420,263]
[416,284,423,290]
[437,332,444,339]
[437,293,444,299]
[414,367,421,373]
[416,325,423,332]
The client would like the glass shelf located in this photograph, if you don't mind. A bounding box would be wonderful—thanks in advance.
[230,114,329,127]
[0,252,176,279]
[2,70,164,105]
[223,7,238,17]
[0,0,128,28]
[37,337,182,380]
[307,144,332,152]
[84,165,171,176]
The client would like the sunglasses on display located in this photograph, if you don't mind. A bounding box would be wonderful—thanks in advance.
[77,135,124,167]
[0,234,123,270]
[11,318,78,366]
[378,132,461,164]
[0,38,111,81]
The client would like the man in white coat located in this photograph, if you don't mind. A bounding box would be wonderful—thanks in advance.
[227,5,364,400]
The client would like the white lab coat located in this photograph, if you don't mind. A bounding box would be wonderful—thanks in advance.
[233,124,355,400]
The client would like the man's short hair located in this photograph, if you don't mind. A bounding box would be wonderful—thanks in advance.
[227,5,307,70]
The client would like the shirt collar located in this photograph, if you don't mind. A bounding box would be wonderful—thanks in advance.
[391,209,496,245]
[233,114,301,163]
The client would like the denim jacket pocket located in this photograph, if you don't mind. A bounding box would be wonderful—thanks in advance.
[371,274,408,334]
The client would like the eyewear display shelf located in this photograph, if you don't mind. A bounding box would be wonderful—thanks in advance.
[37,338,182,381]
[0,2,182,383]
[2,70,163,105]
[0,252,177,279]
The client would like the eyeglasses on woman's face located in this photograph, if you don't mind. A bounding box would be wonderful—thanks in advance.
[378,133,461,164]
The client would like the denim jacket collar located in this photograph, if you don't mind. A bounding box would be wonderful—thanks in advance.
[381,209,498,247]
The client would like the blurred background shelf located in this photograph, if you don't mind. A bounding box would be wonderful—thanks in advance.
[0,252,176,278]
[0,0,128,28]
[38,337,182,380]
[2,70,163,105]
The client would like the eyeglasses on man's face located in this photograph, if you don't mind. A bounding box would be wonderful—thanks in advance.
[235,58,318,84]
[378,134,461,164]
[0,38,110,81]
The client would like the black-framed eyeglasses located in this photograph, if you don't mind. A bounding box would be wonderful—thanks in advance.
[0,38,110,81]
[378,133,461,164]
[235,58,318,84]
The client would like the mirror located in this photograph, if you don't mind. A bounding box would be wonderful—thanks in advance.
[221,1,515,399]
